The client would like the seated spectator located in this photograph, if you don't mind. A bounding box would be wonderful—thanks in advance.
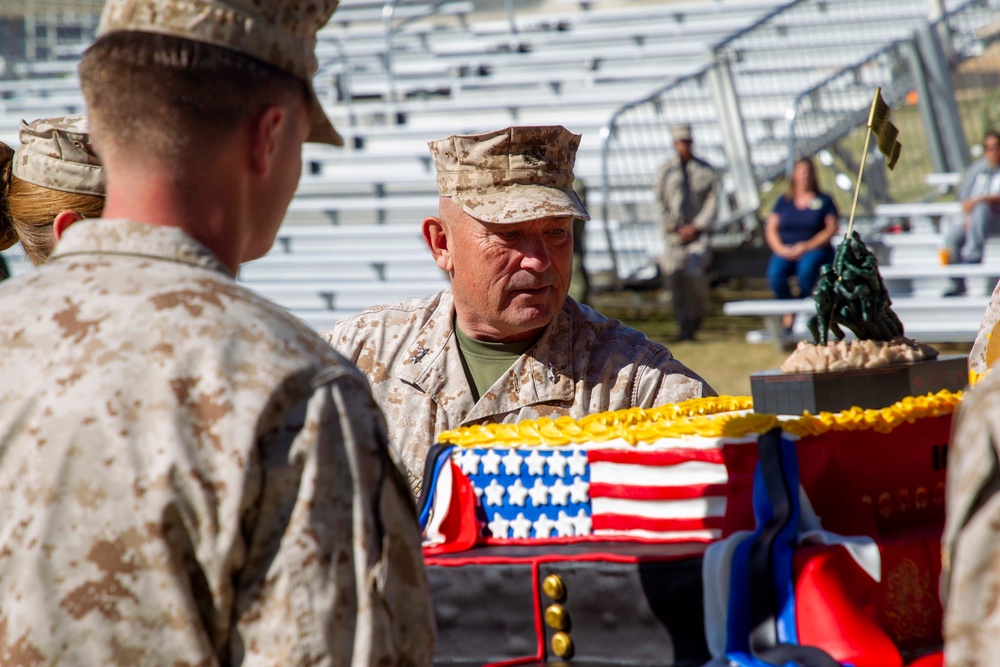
[943,130,1000,296]
[764,156,839,331]
[0,115,105,266]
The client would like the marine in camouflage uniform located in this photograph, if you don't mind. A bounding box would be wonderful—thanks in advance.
[654,124,719,341]
[1,114,106,265]
[942,369,1000,665]
[0,0,433,663]
[324,126,714,494]
[968,280,1000,379]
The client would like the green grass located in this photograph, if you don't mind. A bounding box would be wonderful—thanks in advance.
[593,286,972,397]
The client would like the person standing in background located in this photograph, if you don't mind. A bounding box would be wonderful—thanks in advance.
[654,123,719,341]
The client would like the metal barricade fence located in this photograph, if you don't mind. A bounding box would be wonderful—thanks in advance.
[784,40,924,216]
[783,1,1000,219]
[598,71,727,283]
[598,0,1000,285]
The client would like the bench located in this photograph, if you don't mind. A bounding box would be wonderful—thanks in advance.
[874,202,962,230]
[724,296,990,349]
[246,279,447,311]
[924,172,961,188]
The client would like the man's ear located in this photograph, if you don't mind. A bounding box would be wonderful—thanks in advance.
[248,105,285,177]
[53,210,84,241]
[423,216,453,273]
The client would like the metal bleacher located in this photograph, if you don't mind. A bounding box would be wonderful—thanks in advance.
[3,0,999,337]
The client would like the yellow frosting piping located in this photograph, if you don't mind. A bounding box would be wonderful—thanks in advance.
[438,390,963,448]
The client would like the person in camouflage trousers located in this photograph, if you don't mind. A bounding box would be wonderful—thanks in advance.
[654,124,719,341]
[0,114,106,266]
[0,0,433,664]
[324,126,714,495]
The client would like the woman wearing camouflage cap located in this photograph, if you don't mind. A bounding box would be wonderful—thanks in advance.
[0,114,105,266]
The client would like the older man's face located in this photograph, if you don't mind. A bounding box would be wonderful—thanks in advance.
[439,202,574,342]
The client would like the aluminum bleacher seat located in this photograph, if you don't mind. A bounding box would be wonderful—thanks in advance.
[8,0,967,329]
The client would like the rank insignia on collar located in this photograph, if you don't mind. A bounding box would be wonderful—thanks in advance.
[547,361,558,383]
[410,347,430,363]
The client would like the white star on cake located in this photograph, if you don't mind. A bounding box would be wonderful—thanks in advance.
[572,508,592,536]
[525,449,546,476]
[528,479,549,506]
[480,449,502,475]
[547,450,568,477]
[554,510,575,537]
[458,449,481,476]
[501,449,524,475]
[509,513,533,539]
[533,513,557,538]
[488,513,510,538]
[569,477,589,504]
[507,479,528,506]
[483,479,506,506]
[567,448,588,476]
[549,479,571,506]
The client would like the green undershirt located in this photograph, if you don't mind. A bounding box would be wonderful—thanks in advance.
[454,324,539,402]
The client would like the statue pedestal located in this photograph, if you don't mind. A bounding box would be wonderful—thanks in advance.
[750,355,967,415]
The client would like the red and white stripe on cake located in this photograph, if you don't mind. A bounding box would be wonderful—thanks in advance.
[587,437,745,542]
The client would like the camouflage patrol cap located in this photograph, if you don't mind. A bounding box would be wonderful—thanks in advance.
[12,115,105,197]
[97,0,343,146]
[428,126,590,224]
[672,124,692,142]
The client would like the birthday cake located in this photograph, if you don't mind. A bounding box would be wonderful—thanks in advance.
[420,393,959,667]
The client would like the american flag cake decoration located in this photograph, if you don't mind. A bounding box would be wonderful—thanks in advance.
[419,396,757,549]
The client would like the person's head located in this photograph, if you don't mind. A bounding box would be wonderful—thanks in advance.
[672,124,694,162]
[424,126,590,342]
[0,115,106,266]
[78,0,342,264]
[983,130,1000,168]
[786,156,820,198]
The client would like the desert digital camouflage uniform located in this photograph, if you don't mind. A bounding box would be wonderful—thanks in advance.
[324,290,712,494]
[0,220,433,665]
[968,281,1000,378]
[12,114,105,197]
[427,125,589,222]
[654,157,718,269]
[942,370,1000,665]
[654,125,719,340]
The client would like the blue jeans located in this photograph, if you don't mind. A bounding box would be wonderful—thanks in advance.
[767,246,835,300]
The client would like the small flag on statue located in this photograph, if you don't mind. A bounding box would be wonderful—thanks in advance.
[868,87,901,170]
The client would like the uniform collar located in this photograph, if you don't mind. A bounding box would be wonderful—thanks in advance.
[397,291,576,424]
[49,219,232,277]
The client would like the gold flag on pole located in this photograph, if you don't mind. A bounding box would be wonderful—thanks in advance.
[867,88,902,170]
[846,87,903,236]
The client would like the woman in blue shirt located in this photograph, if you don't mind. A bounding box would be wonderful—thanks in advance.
[764,157,839,330]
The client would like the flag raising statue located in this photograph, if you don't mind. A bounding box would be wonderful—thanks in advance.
[807,88,906,345]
